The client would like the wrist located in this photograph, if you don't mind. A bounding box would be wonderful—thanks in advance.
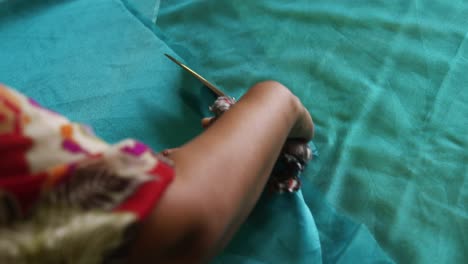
[246,80,302,118]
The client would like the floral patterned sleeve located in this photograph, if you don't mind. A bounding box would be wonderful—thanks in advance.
[0,84,175,264]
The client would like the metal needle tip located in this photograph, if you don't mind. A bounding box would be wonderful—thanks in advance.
[164,53,226,97]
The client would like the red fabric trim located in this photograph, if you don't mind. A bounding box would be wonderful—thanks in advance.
[114,160,174,220]
[0,172,47,214]
[0,134,33,177]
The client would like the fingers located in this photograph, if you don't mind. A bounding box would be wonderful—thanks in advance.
[159,117,215,159]
[201,117,216,128]
[160,148,179,157]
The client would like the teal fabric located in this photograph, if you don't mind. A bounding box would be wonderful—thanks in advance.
[0,0,205,150]
[0,1,391,263]
[157,1,467,263]
[0,0,466,263]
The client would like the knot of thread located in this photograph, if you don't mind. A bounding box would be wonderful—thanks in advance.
[209,96,237,116]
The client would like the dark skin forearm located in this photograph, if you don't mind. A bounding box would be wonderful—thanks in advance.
[128,81,313,263]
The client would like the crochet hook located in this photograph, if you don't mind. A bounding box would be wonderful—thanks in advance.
[164,54,226,97]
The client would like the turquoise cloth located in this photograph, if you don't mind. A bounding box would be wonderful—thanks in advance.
[157,1,468,263]
[0,0,204,149]
[1,0,466,263]
[0,1,391,263]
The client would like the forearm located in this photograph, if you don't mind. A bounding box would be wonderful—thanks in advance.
[128,81,311,263]
[170,81,304,255]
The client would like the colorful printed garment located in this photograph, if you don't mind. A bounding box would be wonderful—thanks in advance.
[0,84,174,263]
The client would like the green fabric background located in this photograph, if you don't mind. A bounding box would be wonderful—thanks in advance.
[0,0,467,263]
[157,1,468,263]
